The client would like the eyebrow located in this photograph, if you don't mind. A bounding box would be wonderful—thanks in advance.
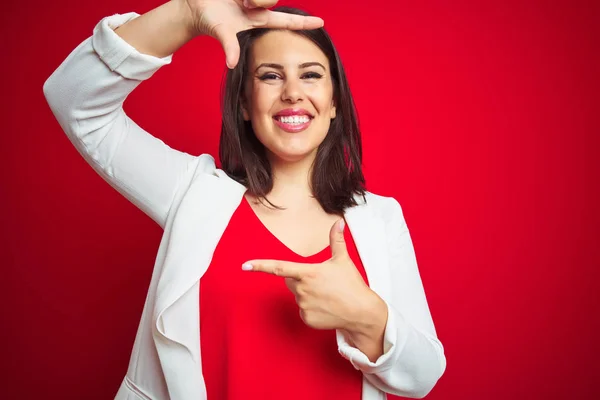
[255,62,326,73]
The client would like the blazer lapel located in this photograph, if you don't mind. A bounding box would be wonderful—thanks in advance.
[344,194,392,303]
[340,194,393,399]
[154,172,246,323]
[152,170,246,399]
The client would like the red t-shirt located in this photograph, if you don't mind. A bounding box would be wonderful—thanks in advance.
[200,196,369,399]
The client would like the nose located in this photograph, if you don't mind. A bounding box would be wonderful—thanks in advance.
[281,77,304,103]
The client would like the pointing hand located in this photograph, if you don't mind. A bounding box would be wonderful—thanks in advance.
[242,219,380,331]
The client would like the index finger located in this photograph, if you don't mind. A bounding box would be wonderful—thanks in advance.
[253,11,324,30]
[244,0,279,8]
[242,260,309,280]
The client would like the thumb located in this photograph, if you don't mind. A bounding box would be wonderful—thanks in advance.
[329,218,348,260]
[213,24,240,69]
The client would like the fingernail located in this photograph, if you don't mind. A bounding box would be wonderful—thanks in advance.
[243,0,250,7]
[339,219,345,232]
[242,262,253,271]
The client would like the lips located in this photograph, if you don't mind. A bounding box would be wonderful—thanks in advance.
[273,116,313,133]
[273,108,314,133]
[273,108,314,118]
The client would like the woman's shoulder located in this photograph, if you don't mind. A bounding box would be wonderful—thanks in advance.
[192,153,216,173]
[190,153,247,190]
[361,191,403,213]
[191,153,228,180]
[359,191,409,225]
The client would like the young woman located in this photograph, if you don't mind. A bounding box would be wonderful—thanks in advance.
[43,0,446,399]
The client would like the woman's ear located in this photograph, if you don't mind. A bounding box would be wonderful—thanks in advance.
[330,101,337,119]
[242,106,250,121]
[241,98,251,121]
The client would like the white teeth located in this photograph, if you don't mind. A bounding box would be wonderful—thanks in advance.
[278,115,310,124]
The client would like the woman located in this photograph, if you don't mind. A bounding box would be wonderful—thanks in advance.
[43,0,446,399]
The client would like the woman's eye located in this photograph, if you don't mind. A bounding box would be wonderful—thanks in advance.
[259,73,280,81]
[302,72,323,79]
[258,72,323,81]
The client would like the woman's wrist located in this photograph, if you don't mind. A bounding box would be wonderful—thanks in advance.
[114,1,199,58]
[174,0,202,38]
[344,291,388,361]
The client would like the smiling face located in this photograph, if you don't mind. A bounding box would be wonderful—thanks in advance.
[242,30,337,164]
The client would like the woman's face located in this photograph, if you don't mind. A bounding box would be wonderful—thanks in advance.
[243,30,336,164]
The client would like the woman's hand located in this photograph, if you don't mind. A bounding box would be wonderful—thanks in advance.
[242,219,389,361]
[241,219,388,334]
[177,0,324,68]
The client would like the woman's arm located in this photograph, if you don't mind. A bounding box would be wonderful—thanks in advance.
[338,198,447,398]
[43,3,202,228]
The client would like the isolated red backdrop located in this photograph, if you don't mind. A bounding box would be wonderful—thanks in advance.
[1,0,598,399]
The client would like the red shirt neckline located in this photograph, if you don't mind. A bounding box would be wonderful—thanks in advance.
[241,195,331,260]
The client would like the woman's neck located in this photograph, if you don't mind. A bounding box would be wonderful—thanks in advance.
[267,152,316,205]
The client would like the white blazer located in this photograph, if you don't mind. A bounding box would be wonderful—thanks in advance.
[43,12,446,400]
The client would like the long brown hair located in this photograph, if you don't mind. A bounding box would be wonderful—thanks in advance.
[219,6,366,214]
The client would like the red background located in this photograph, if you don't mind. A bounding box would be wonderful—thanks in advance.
[2,0,598,398]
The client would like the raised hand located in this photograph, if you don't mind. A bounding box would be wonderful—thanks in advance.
[179,0,324,68]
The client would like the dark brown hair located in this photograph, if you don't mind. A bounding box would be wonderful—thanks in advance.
[219,6,366,215]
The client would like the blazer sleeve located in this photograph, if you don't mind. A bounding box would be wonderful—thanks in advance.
[337,198,446,398]
[43,12,206,229]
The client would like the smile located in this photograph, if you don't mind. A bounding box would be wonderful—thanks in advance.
[273,115,313,133]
